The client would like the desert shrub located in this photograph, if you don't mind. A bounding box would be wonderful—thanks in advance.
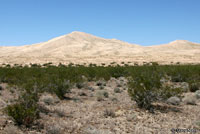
[96,90,109,101]
[101,63,106,66]
[128,85,158,111]
[128,67,162,111]
[158,87,183,100]
[108,66,127,78]
[171,74,185,82]
[104,109,115,118]
[51,80,71,100]
[128,66,183,111]
[54,108,66,117]
[103,91,109,98]
[1,63,200,112]
[151,62,159,66]
[110,62,116,65]
[6,92,39,127]
[30,63,41,68]
[114,87,121,93]
[84,67,96,81]
[76,83,84,89]
[99,85,104,90]
[88,86,95,91]
[6,64,11,68]
[96,81,103,86]
[189,83,200,92]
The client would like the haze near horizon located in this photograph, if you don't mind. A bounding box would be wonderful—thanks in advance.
[0,0,200,46]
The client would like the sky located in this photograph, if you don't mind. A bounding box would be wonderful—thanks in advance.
[0,0,200,46]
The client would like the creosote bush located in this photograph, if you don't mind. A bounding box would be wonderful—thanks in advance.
[50,80,71,100]
[189,83,200,92]
[128,65,183,111]
[6,92,39,127]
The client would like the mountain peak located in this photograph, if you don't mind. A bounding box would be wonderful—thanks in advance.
[69,31,86,35]
[68,31,94,37]
[169,40,190,44]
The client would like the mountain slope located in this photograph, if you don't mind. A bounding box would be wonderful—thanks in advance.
[0,31,200,65]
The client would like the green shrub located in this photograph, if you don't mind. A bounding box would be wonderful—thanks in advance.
[108,66,127,78]
[128,68,162,111]
[52,81,71,100]
[1,63,200,113]
[171,74,185,82]
[114,87,121,93]
[6,103,39,127]
[158,86,183,100]
[189,83,200,92]
[6,92,39,127]
[103,91,109,98]
[76,83,84,89]
[128,69,183,111]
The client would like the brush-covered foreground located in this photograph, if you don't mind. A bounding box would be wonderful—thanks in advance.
[0,63,200,134]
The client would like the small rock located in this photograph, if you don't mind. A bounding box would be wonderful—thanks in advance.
[183,94,196,105]
[195,90,200,99]
[166,96,181,105]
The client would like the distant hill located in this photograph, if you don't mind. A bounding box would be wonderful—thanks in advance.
[0,31,200,65]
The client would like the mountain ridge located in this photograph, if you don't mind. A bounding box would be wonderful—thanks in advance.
[0,31,200,65]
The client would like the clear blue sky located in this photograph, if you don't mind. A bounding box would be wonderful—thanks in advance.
[0,0,200,46]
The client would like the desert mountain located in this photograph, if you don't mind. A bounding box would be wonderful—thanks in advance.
[0,31,200,65]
